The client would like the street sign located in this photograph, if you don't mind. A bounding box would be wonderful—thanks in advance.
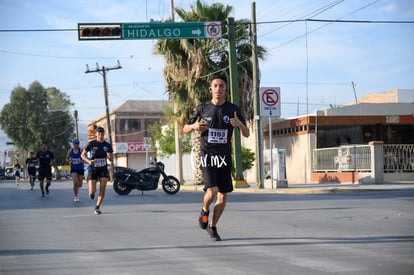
[122,21,221,40]
[260,87,281,117]
[78,21,222,41]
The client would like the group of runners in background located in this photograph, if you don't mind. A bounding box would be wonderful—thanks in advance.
[12,125,113,215]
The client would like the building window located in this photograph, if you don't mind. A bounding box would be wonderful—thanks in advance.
[120,119,141,132]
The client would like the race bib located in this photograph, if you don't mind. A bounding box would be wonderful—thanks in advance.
[207,128,228,144]
[94,158,106,167]
[72,158,81,165]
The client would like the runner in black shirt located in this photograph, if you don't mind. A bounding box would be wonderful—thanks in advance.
[36,142,54,197]
[183,74,250,241]
[14,159,22,186]
[26,152,37,190]
[81,127,113,214]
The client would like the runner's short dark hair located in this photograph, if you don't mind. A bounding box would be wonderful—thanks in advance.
[211,74,227,85]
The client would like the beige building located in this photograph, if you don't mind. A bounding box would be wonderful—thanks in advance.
[90,100,170,170]
[354,89,413,104]
[254,89,414,185]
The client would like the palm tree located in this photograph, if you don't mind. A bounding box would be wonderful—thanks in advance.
[154,0,267,184]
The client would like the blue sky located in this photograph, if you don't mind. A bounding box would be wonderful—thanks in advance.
[0,0,413,127]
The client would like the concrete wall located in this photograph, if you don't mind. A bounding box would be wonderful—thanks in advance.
[322,103,414,116]
[264,133,315,184]
[158,153,196,184]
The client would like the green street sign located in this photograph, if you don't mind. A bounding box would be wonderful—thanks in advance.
[122,21,222,40]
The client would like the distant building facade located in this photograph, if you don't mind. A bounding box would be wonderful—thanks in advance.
[89,100,169,170]
[257,89,414,184]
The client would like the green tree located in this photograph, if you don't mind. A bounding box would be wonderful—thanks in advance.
[0,81,75,170]
[148,120,193,157]
[158,0,267,122]
[148,105,192,157]
[0,82,48,153]
[232,147,255,178]
[43,87,75,167]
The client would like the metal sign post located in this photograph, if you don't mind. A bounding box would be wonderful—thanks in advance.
[260,87,281,188]
[269,110,274,188]
[143,137,152,167]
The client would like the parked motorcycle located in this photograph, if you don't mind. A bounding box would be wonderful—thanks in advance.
[112,158,180,195]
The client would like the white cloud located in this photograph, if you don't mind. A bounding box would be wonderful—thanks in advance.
[379,3,396,13]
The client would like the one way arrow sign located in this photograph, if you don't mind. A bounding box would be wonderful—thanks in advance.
[192,29,202,36]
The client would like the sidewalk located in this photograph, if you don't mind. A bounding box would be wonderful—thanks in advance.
[180,181,414,194]
[3,178,412,195]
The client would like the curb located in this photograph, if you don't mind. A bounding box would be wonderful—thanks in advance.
[179,184,413,194]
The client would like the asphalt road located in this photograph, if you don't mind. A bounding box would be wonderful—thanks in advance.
[0,180,413,275]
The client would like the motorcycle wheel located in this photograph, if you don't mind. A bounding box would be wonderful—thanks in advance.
[162,175,180,195]
[113,179,132,195]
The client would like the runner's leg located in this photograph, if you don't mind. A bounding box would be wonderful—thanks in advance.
[211,192,227,227]
[96,178,107,207]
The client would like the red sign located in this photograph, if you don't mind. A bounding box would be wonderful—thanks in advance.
[206,22,221,38]
[261,89,279,106]
[115,142,153,153]
[128,142,150,152]
[260,87,281,117]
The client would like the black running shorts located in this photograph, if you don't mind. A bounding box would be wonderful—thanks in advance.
[89,166,109,180]
[200,154,233,193]
[38,167,52,181]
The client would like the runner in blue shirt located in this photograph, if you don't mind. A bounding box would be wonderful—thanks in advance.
[66,139,84,202]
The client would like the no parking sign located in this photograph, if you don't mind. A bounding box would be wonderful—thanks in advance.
[260,87,281,117]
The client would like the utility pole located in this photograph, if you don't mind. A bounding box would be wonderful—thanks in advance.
[170,0,175,21]
[84,60,122,147]
[85,61,122,180]
[351,81,358,104]
[227,17,247,187]
[74,110,79,140]
[251,2,263,188]
[169,0,184,184]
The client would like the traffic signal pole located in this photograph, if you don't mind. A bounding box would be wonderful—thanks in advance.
[78,20,248,186]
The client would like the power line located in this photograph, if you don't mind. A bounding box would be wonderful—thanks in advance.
[0,19,412,34]
[259,0,345,38]
[305,19,414,23]
[0,28,76,32]
[255,18,414,25]
[1,17,411,61]
[0,49,136,60]
[268,0,388,50]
